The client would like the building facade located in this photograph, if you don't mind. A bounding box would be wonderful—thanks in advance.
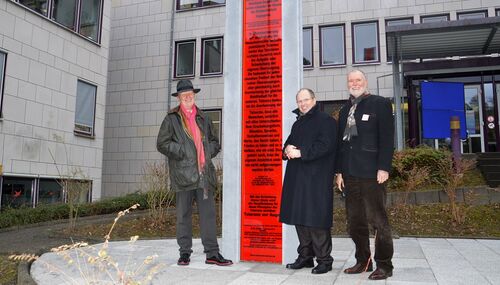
[0,0,110,208]
[1,0,499,203]
[102,0,500,198]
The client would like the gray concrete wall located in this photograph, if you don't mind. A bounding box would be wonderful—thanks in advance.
[0,0,111,200]
[103,0,226,197]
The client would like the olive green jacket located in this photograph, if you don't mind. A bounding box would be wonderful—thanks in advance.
[156,106,220,192]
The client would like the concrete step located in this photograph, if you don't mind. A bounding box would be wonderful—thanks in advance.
[479,165,500,172]
[477,152,500,158]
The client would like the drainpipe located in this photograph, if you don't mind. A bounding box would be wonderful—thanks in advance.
[165,1,176,170]
[167,0,176,111]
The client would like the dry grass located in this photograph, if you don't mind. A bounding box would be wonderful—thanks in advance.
[8,203,164,285]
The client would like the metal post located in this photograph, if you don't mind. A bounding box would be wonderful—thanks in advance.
[450,116,461,171]
[391,35,404,150]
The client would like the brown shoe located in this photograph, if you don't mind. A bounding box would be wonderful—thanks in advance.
[368,268,393,280]
[343,261,373,274]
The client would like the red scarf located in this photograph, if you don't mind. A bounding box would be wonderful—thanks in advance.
[180,104,205,172]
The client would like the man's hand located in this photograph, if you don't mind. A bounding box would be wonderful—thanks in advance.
[377,170,389,184]
[285,145,301,159]
[335,173,344,191]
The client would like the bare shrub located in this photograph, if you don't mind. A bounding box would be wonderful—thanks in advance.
[49,135,91,232]
[436,153,476,224]
[141,161,174,229]
[11,204,164,284]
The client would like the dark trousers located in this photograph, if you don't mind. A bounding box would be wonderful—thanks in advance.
[295,225,333,265]
[344,176,393,271]
[176,188,219,257]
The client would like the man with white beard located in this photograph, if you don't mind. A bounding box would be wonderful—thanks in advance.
[335,70,395,280]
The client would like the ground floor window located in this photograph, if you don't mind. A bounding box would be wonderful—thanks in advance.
[0,176,92,210]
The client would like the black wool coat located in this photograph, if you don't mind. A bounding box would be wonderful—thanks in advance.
[279,104,337,229]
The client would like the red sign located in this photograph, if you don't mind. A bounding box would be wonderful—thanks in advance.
[241,0,283,263]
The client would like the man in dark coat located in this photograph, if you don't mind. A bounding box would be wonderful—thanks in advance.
[280,88,337,274]
[157,79,232,267]
[336,70,394,280]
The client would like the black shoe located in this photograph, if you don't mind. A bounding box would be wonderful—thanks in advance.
[311,263,332,274]
[343,261,373,274]
[286,257,314,269]
[177,253,190,266]
[205,253,233,266]
[368,268,393,280]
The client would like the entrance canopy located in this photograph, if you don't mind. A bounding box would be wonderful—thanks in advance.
[386,16,500,150]
[386,16,500,61]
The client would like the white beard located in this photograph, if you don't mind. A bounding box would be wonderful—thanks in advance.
[350,88,367,97]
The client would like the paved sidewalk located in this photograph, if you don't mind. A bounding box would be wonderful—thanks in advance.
[31,237,500,284]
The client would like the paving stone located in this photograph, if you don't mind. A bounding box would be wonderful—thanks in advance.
[30,238,500,285]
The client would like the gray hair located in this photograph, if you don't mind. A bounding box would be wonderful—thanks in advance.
[296,88,316,99]
[347,69,367,81]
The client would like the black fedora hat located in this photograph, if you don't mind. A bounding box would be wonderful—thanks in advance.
[172,79,201,97]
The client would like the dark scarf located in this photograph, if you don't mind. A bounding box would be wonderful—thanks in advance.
[343,94,369,141]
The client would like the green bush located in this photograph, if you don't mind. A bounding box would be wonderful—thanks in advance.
[390,146,449,190]
[0,193,149,229]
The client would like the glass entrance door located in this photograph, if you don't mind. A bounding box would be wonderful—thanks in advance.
[463,85,484,153]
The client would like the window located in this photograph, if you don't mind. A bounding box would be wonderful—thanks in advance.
[385,18,413,62]
[318,100,347,121]
[18,0,48,16]
[15,0,103,44]
[320,25,345,66]
[175,40,196,78]
[497,9,500,17]
[204,109,222,143]
[75,80,97,136]
[177,0,225,10]
[1,177,34,208]
[201,37,223,76]
[303,27,313,68]
[352,21,379,64]
[457,11,487,20]
[386,17,413,27]
[51,0,77,29]
[0,51,6,117]
[421,14,449,23]
[79,0,102,42]
[38,179,63,205]
[0,176,91,209]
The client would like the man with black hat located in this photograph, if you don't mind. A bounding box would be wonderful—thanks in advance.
[157,79,232,266]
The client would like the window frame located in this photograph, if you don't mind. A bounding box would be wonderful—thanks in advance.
[74,79,97,138]
[176,0,225,11]
[457,10,488,20]
[203,108,222,144]
[0,176,92,210]
[421,14,450,23]
[0,176,35,209]
[385,18,413,63]
[174,39,196,78]
[12,0,103,44]
[50,0,78,30]
[78,0,104,43]
[385,17,413,27]
[0,51,6,118]
[352,21,380,64]
[496,9,500,17]
[201,37,224,77]
[17,0,49,16]
[317,100,348,121]
[319,24,346,67]
[303,27,314,69]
